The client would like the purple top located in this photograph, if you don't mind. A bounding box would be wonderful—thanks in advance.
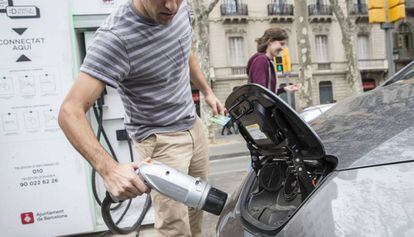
[246,52,285,94]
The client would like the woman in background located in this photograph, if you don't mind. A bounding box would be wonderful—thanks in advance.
[247,27,300,94]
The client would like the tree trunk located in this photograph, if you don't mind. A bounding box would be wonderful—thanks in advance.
[190,0,219,141]
[294,0,314,110]
[329,0,363,94]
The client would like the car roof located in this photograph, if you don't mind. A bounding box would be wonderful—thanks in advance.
[310,78,414,170]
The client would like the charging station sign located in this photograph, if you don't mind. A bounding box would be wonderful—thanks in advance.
[72,0,127,15]
[0,0,94,236]
[6,5,41,18]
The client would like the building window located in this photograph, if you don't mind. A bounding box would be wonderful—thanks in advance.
[319,81,333,104]
[269,0,293,15]
[270,0,286,15]
[270,0,289,7]
[221,0,247,15]
[271,0,287,4]
[315,35,330,70]
[398,23,413,53]
[228,36,246,66]
[352,0,368,14]
[223,0,239,14]
[315,35,329,62]
[309,0,330,6]
[308,0,332,15]
[357,34,370,59]
[362,78,376,92]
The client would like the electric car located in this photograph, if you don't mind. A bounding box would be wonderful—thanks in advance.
[216,62,414,236]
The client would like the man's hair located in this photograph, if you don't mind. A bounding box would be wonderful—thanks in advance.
[256,27,288,53]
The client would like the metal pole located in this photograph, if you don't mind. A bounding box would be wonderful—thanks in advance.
[285,73,292,107]
[381,0,395,77]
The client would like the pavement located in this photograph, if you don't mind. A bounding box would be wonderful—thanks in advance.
[209,132,249,159]
[72,132,251,237]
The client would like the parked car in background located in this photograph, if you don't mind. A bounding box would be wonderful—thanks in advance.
[299,103,335,123]
[217,62,414,236]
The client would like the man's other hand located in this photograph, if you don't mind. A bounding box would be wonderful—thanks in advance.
[205,93,226,116]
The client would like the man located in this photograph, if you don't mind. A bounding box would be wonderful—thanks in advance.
[58,0,224,236]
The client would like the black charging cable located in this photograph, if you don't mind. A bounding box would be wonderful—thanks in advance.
[101,191,151,235]
[91,90,152,236]
[91,93,123,209]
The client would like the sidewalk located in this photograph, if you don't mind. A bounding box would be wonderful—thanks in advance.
[208,133,249,160]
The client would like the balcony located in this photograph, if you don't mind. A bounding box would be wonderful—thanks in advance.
[213,66,247,80]
[317,62,331,70]
[350,3,368,23]
[351,3,368,15]
[309,60,387,73]
[268,3,294,22]
[308,4,332,22]
[358,59,387,71]
[220,3,248,23]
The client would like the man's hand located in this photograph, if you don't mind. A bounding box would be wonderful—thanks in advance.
[102,162,150,201]
[284,84,301,92]
[188,54,226,115]
[205,93,226,116]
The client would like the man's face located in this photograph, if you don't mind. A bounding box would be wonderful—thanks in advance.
[141,0,183,25]
[268,40,286,57]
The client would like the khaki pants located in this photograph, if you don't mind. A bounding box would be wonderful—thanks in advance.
[134,117,209,237]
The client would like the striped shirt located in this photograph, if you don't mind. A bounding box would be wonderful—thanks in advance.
[80,0,196,141]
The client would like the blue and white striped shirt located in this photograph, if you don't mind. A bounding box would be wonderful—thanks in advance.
[80,0,195,141]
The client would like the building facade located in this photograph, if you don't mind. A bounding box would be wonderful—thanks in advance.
[207,0,414,109]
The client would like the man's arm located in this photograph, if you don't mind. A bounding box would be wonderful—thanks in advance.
[188,53,225,115]
[58,72,149,200]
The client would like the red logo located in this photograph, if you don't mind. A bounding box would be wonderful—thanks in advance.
[20,212,34,225]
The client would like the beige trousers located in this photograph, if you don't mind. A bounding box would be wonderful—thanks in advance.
[133,117,209,237]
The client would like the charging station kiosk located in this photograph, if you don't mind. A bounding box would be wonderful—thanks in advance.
[1,0,153,236]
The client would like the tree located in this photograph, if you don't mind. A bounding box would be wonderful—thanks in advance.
[190,0,220,140]
[329,0,363,94]
[294,0,314,110]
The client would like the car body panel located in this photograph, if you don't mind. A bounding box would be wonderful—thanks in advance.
[277,162,414,237]
[218,162,414,237]
[216,174,250,237]
[311,79,414,170]
[350,126,414,168]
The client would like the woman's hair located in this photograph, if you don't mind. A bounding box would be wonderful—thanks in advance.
[256,27,288,52]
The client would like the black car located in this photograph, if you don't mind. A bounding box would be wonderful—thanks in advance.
[216,62,414,236]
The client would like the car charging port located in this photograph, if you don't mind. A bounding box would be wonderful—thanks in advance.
[224,84,338,234]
